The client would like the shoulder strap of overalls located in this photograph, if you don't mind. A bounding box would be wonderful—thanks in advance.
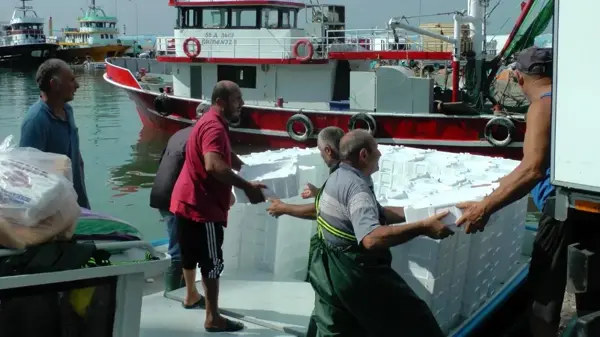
[314,179,357,241]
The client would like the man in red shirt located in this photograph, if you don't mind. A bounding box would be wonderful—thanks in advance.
[170,81,266,333]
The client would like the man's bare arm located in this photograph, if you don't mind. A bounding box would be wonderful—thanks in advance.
[231,152,244,171]
[362,222,426,250]
[205,152,251,190]
[482,99,551,214]
[383,206,405,224]
[279,203,317,220]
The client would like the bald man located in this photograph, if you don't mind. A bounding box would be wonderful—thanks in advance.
[306,130,452,337]
[170,81,267,332]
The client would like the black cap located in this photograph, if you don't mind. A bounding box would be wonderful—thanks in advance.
[514,47,553,76]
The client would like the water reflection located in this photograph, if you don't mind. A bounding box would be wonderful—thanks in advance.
[108,127,171,196]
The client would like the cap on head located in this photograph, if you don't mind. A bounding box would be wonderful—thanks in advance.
[513,47,553,77]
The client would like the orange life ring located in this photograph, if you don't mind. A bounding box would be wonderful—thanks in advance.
[183,37,201,58]
[292,39,314,62]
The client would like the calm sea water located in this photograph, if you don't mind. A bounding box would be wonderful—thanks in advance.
[0,67,173,241]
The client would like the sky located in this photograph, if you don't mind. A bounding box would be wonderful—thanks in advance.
[2,0,535,37]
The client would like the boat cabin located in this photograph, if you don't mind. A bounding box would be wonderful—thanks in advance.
[61,3,120,48]
[0,0,46,48]
[151,0,464,112]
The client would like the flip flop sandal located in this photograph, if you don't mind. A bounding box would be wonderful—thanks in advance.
[181,296,205,309]
[205,318,245,333]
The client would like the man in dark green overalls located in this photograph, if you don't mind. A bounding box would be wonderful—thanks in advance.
[306,130,453,336]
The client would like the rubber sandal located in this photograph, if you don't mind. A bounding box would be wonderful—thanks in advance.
[181,296,205,309]
[205,318,245,333]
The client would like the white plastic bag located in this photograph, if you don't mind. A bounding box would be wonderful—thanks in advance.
[0,135,79,227]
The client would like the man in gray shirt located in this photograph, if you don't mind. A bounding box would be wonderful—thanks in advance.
[308,130,453,337]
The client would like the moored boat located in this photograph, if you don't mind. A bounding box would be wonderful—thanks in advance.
[104,0,552,160]
[0,0,58,67]
[56,0,129,63]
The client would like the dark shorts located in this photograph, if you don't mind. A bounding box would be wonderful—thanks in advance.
[176,216,225,279]
[528,208,600,325]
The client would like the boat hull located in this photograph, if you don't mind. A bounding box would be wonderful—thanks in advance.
[57,45,128,63]
[105,59,526,160]
[0,43,59,67]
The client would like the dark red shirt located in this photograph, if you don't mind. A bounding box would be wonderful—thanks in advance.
[170,108,232,224]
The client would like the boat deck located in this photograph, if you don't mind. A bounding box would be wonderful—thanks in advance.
[141,291,293,337]
[146,253,531,337]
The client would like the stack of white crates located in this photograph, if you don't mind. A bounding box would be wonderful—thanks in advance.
[224,145,528,333]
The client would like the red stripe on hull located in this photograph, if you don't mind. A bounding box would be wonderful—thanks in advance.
[105,61,525,161]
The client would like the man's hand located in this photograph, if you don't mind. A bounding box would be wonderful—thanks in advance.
[243,181,267,204]
[455,201,490,234]
[266,198,287,218]
[301,183,318,199]
[421,210,455,240]
[229,191,236,207]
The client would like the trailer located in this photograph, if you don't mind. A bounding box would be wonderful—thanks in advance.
[552,0,600,334]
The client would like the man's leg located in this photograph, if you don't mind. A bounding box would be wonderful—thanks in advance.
[528,212,573,337]
[176,216,204,307]
[198,222,243,332]
[161,210,184,292]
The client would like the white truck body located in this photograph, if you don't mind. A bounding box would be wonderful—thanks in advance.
[551,0,600,218]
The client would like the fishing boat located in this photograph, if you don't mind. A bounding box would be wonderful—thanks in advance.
[56,0,129,63]
[104,0,552,160]
[0,0,58,67]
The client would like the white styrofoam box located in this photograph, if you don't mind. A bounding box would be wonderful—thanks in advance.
[236,158,299,202]
[391,233,459,333]
[273,196,316,280]
[225,144,529,329]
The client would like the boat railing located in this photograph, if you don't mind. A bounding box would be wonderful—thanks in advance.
[110,57,173,76]
[155,35,329,60]
[324,28,458,53]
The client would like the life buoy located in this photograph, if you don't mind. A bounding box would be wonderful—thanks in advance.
[292,39,314,62]
[228,114,242,128]
[153,94,172,116]
[286,114,314,142]
[348,113,377,135]
[484,116,516,147]
[183,37,201,58]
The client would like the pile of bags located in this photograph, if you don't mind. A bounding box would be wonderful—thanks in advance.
[0,136,80,249]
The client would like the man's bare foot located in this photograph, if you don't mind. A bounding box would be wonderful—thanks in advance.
[205,315,244,332]
[182,292,205,309]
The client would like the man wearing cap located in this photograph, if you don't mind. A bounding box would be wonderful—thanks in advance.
[456,47,600,336]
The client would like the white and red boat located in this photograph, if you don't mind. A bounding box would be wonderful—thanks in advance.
[104,0,543,160]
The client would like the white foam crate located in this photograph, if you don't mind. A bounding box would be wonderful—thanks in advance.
[224,145,527,330]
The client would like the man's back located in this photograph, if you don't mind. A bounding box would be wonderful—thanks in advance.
[318,163,382,248]
[19,100,89,209]
[150,126,193,210]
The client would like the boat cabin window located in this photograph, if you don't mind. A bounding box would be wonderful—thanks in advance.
[261,8,298,29]
[231,8,258,28]
[217,65,257,89]
[176,6,298,29]
[203,8,229,28]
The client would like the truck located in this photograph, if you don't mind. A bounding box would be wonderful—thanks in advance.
[552,0,600,335]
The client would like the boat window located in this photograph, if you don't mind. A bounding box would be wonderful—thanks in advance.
[217,65,257,89]
[261,8,279,29]
[203,8,229,29]
[232,8,258,28]
[180,8,201,29]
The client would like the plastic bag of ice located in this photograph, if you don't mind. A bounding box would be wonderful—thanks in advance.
[0,136,79,227]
